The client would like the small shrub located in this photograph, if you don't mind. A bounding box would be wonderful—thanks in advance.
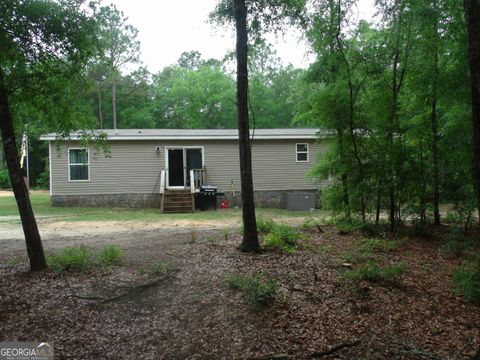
[221,227,231,240]
[347,261,407,283]
[454,258,480,304]
[98,245,123,266]
[226,272,278,307]
[357,237,404,255]
[256,217,276,234]
[149,261,171,274]
[263,224,302,253]
[48,246,95,273]
[332,217,364,234]
[343,250,368,264]
[301,217,320,229]
[226,273,245,290]
[440,226,473,257]
[48,245,124,273]
[303,238,331,254]
[36,167,49,189]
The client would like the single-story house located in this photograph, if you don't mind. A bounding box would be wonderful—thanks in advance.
[40,128,329,211]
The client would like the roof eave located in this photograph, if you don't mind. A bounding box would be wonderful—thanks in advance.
[40,135,322,141]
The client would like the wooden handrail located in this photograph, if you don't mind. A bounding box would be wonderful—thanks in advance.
[190,168,207,192]
[190,170,195,193]
[160,169,166,194]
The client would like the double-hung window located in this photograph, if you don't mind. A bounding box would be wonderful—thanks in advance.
[69,148,89,181]
[296,143,309,162]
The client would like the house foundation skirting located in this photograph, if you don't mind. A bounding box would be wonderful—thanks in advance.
[51,190,318,209]
[223,190,317,209]
[51,193,161,208]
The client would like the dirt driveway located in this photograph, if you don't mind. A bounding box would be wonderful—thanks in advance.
[0,216,245,260]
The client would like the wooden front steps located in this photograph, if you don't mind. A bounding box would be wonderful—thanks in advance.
[161,190,195,213]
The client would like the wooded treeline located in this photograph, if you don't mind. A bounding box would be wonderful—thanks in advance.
[300,0,475,231]
[1,0,478,233]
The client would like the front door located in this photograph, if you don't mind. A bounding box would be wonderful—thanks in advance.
[168,149,184,187]
[167,147,203,188]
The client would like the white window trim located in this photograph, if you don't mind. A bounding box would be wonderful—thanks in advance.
[296,143,309,162]
[68,147,90,182]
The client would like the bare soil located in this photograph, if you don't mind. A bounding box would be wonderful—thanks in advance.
[0,224,479,359]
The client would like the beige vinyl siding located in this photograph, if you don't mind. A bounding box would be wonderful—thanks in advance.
[251,140,327,191]
[50,139,329,195]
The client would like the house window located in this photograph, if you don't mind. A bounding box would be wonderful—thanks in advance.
[69,148,89,181]
[296,143,309,162]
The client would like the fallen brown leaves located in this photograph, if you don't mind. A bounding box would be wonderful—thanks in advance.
[0,226,479,359]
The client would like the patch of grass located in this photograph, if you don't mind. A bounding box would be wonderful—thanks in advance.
[226,272,278,307]
[440,239,472,257]
[440,226,473,257]
[454,257,480,304]
[98,245,123,266]
[302,238,331,254]
[357,237,404,255]
[347,261,407,283]
[7,256,25,266]
[343,250,369,264]
[256,217,276,234]
[149,261,172,274]
[47,245,124,273]
[48,245,96,273]
[221,227,231,240]
[301,217,322,230]
[331,217,364,234]
[342,237,404,265]
[262,223,303,253]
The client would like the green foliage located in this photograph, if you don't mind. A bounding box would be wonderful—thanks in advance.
[48,245,123,273]
[440,239,471,257]
[149,261,172,274]
[255,217,304,253]
[256,216,276,234]
[331,216,364,234]
[226,272,278,307]
[35,167,49,190]
[221,227,231,240]
[300,0,472,232]
[440,226,473,257]
[0,168,11,189]
[357,237,404,254]
[454,257,480,304]
[343,237,404,264]
[263,223,302,253]
[347,261,407,283]
[301,216,321,229]
[48,246,95,273]
[98,245,123,266]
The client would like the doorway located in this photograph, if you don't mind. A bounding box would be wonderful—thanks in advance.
[166,147,203,188]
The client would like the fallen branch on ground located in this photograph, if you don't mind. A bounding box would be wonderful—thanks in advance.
[309,340,360,358]
[66,269,180,303]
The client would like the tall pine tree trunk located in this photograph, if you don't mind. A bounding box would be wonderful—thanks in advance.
[337,129,351,220]
[112,68,117,129]
[431,0,441,225]
[0,68,46,271]
[464,0,480,227]
[98,84,104,129]
[234,0,259,252]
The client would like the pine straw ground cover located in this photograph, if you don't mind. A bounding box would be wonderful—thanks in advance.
[0,226,479,359]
